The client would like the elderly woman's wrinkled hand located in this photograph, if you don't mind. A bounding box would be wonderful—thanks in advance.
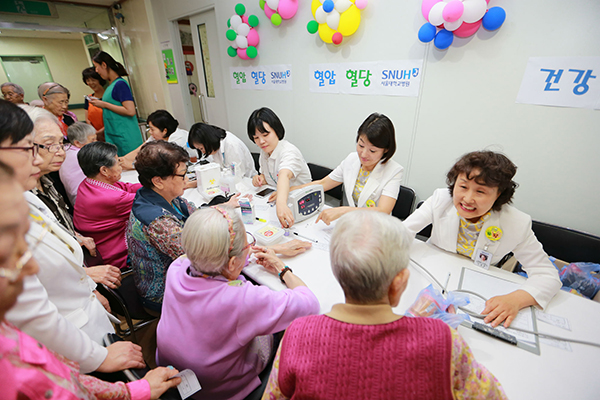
[144,367,182,400]
[118,157,135,171]
[78,235,97,257]
[86,265,122,289]
[254,249,286,276]
[270,239,311,257]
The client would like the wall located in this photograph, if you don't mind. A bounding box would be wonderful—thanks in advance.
[146,0,600,235]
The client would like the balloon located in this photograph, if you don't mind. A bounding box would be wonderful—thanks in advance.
[259,0,266,10]
[453,19,481,37]
[242,15,249,24]
[444,18,463,32]
[418,22,437,43]
[421,0,439,20]
[443,0,464,23]
[354,0,368,10]
[307,20,319,34]
[278,0,299,19]
[247,27,260,46]
[230,15,243,30]
[335,0,352,14]
[326,10,340,31]
[428,2,446,26]
[235,3,246,16]
[267,0,279,10]
[482,7,506,31]
[318,21,336,43]
[264,4,276,19]
[237,48,250,60]
[231,40,238,49]
[462,0,487,23]
[227,46,238,57]
[322,0,334,13]
[434,29,453,50]
[236,35,248,49]
[337,4,361,36]
[248,15,259,27]
[315,6,328,23]
[236,23,250,36]
[332,32,343,45]
[311,0,321,17]
[227,18,231,28]
[271,13,283,26]
[246,46,258,59]
[226,29,237,41]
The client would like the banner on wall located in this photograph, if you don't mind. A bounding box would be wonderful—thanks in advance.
[161,49,178,84]
[229,64,292,91]
[309,60,424,97]
[516,57,600,110]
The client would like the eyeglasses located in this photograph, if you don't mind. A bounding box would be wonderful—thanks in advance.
[172,172,187,179]
[0,227,47,283]
[0,145,39,158]
[242,232,256,252]
[35,142,71,153]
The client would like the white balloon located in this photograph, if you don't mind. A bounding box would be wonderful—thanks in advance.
[231,41,238,49]
[428,2,446,26]
[267,0,279,11]
[236,23,250,37]
[462,0,487,23]
[326,10,340,30]
[235,35,248,49]
[334,0,352,14]
[315,6,328,24]
[230,15,243,30]
[444,18,463,31]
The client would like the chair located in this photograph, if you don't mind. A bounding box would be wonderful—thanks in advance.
[96,270,158,345]
[251,152,260,173]
[414,200,432,239]
[531,221,600,264]
[307,163,343,203]
[391,185,415,221]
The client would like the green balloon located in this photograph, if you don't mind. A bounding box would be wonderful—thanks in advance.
[307,20,319,34]
[235,3,246,16]
[259,0,266,10]
[248,14,259,27]
[227,46,238,58]
[226,29,237,41]
[271,13,282,26]
[227,18,231,28]
[246,46,258,59]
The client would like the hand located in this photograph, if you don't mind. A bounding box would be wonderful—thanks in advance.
[252,174,266,187]
[225,193,241,208]
[185,180,197,189]
[315,207,347,226]
[97,341,145,372]
[254,249,286,276]
[77,235,97,257]
[270,239,311,257]
[144,367,182,400]
[276,203,294,228]
[482,290,536,328]
[268,191,277,203]
[94,290,111,313]
[86,265,122,289]
[118,157,135,170]
[89,98,105,108]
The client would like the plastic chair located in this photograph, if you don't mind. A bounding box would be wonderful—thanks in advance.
[391,185,416,221]
[306,163,343,203]
[531,221,600,264]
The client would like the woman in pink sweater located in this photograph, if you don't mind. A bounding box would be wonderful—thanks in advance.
[262,211,507,400]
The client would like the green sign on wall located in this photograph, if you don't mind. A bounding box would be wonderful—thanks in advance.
[161,49,178,84]
[0,0,57,17]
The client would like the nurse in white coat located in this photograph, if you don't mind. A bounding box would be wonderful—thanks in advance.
[188,122,257,178]
[288,113,404,225]
[403,151,561,329]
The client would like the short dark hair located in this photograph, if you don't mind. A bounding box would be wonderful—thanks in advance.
[82,67,107,87]
[135,141,189,188]
[188,123,226,157]
[93,51,128,77]
[356,113,396,164]
[0,99,34,145]
[446,151,519,212]
[78,141,118,177]
[247,107,285,141]
[147,110,179,138]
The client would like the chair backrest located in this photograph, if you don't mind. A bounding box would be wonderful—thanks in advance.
[307,163,343,201]
[414,200,432,239]
[392,185,415,220]
[531,221,600,264]
[251,152,260,173]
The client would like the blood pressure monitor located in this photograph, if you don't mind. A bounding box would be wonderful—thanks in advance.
[287,185,324,223]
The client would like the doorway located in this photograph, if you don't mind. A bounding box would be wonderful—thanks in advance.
[0,55,53,103]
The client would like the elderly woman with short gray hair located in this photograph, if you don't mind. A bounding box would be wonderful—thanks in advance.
[73,141,142,270]
[156,206,319,400]
[59,122,97,204]
[1,82,25,104]
[39,82,76,138]
[262,210,507,400]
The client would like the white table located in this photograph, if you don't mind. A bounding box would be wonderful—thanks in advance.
[121,170,600,399]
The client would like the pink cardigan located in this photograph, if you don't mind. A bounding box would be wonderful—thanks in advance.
[74,178,142,268]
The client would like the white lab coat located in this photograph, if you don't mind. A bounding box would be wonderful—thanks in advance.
[403,188,562,309]
[5,192,114,373]
[209,131,257,178]
[329,152,404,208]
[259,139,311,187]
[168,128,197,158]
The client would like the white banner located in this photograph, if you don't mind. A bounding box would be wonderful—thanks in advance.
[230,64,292,91]
[309,60,423,97]
[516,57,600,110]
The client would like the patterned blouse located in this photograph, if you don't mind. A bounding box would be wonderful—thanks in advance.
[31,175,76,235]
[351,167,371,206]
[262,326,507,400]
[456,212,491,257]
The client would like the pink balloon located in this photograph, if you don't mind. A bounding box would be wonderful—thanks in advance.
[453,20,482,38]
[355,0,368,10]
[241,15,249,24]
[421,0,441,20]
[237,48,250,60]
[278,0,298,20]
[247,28,260,47]
[264,4,276,19]
[443,0,464,23]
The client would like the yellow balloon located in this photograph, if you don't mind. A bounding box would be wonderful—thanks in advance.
[318,22,336,43]
[311,0,321,17]
[338,4,361,36]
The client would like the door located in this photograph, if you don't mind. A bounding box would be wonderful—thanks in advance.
[0,55,53,103]
[189,9,229,128]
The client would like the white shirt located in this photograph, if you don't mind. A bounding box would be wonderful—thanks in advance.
[259,139,311,187]
[209,131,257,178]
[168,128,197,158]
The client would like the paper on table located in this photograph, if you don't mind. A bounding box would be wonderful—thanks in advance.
[292,221,335,246]
[174,369,202,399]
[535,310,571,331]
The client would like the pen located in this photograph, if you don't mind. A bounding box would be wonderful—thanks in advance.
[293,231,319,243]
[255,217,266,223]
[442,273,451,295]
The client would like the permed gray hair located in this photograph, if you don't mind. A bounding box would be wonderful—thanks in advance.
[20,105,59,140]
[330,210,412,304]
[67,121,95,143]
[1,82,24,96]
[182,206,246,275]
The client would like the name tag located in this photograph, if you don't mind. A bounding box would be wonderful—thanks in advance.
[474,248,492,270]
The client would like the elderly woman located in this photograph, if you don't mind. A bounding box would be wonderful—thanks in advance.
[82,67,106,141]
[1,82,26,104]
[0,161,181,399]
[59,122,97,205]
[39,82,76,139]
[262,211,507,399]
[157,206,319,400]
[74,142,142,270]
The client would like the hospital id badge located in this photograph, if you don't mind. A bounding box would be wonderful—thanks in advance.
[474,248,492,270]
